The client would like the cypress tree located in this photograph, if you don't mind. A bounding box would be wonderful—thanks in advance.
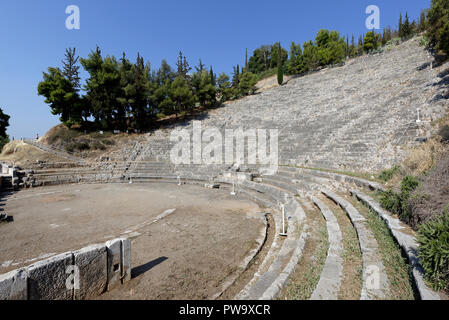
[277,43,283,86]
[403,12,411,39]
[346,35,349,58]
[231,65,240,88]
[210,66,216,86]
[245,48,248,72]
[419,10,427,32]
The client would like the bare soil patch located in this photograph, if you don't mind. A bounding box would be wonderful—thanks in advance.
[0,183,265,300]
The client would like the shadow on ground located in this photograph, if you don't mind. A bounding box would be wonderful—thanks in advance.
[131,256,168,279]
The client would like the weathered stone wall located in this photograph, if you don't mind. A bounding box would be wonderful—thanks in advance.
[0,237,131,300]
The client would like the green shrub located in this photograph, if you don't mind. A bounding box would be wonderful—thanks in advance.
[380,189,402,214]
[101,139,115,146]
[400,175,420,221]
[401,175,419,194]
[379,175,420,222]
[439,125,449,143]
[418,209,449,292]
[90,131,112,139]
[65,141,90,153]
[90,141,106,150]
[378,165,400,182]
[47,127,82,145]
[419,36,430,47]
[256,68,277,81]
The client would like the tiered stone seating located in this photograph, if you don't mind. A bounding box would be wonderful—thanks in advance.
[12,37,447,300]
[253,166,441,300]
[125,38,447,173]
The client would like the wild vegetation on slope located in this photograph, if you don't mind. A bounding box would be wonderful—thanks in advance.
[378,117,449,293]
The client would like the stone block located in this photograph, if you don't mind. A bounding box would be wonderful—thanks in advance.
[73,244,107,300]
[27,252,74,300]
[106,239,122,291]
[204,183,220,189]
[0,268,27,300]
[120,238,131,283]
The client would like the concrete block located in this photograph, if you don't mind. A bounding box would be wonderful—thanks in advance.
[73,244,107,300]
[106,239,122,291]
[0,268,27,300]
[27,252,74,300]
[120,238,131,283]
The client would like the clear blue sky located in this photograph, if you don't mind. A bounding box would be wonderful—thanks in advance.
[0,0,430,139]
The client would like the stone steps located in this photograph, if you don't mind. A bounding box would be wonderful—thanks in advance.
[321,189,390,300]
[236,195,307,300]
[23,140,87,164]
[309,197,344,300]
[240,177,315,300]
[349,189,441,300]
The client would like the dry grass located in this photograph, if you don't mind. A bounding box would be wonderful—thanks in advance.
[0,140,67,166]
[383,137,448,189]
[348,196,416,300]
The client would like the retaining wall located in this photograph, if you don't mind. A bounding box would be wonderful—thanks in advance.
[0,237,131,300]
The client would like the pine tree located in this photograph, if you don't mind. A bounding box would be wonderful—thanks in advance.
[195,59,205,73]
[380,29,384,46]
[427,0,449,55]
[130,53,150,130]
[0,107,10,151]
[287,42,302,74]
[350,35,356,57]
[62,47,81,91]
[38,67,83,126]
[0,108,10,138]
[80,46,122,129]
[170,76,195,116]
[117,52,133,130]
[176,51,191,80]
[217,72,232,102]
[183,57,191,78]
[157,59,175,85]
[357,35,364,55]
[363,31,378,52]
[238,72,258,96]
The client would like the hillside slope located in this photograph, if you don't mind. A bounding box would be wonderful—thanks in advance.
[118,37,448,173]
